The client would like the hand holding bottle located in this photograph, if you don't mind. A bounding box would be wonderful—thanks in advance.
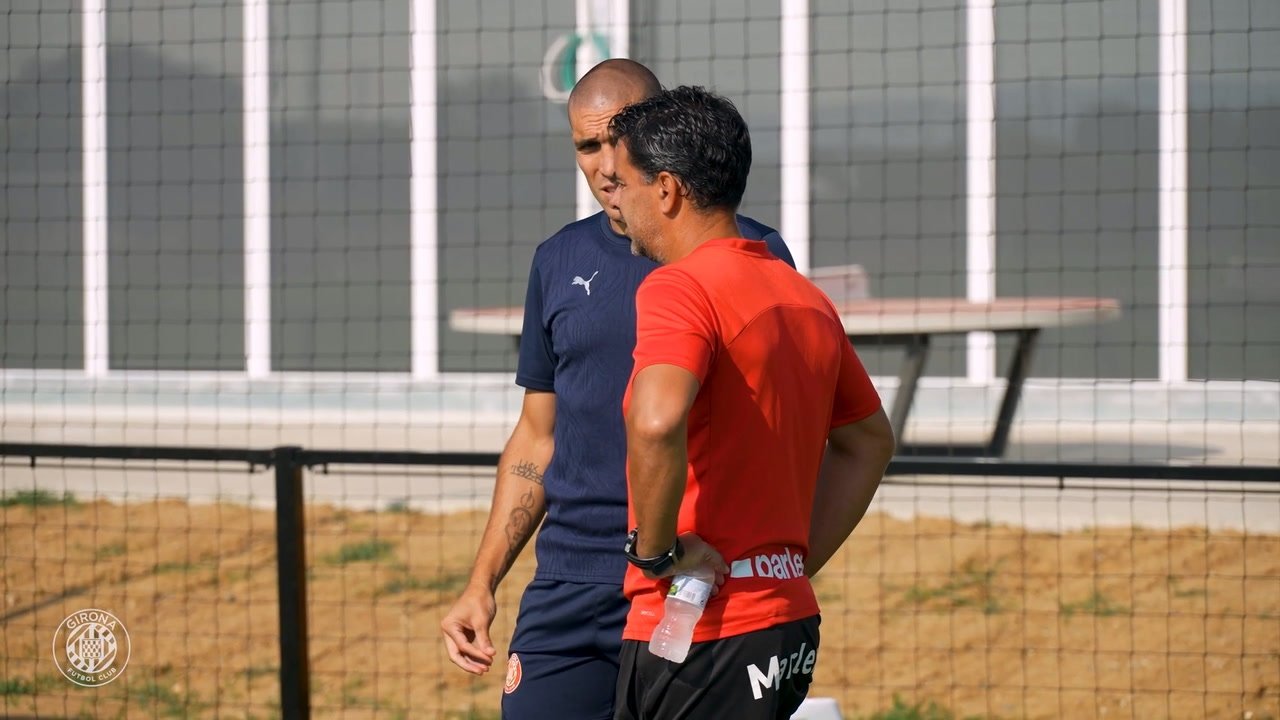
[642,532,728,589]
[646,533,729,664]
[649,569,714,662]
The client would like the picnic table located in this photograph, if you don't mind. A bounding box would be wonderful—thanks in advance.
[449,291,1120,458]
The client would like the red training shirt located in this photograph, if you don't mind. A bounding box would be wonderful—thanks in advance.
[622,237,882,643]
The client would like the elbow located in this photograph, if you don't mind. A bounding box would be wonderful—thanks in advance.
[841,430,895,468]
[878,425,897,462]
[830,408,896,466]
[626,407,685,446]
[865,407,897,463]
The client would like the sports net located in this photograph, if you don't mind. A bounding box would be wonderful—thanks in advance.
[2,0,1278,718]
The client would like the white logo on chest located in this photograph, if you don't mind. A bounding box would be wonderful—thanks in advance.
[572,270,599,296]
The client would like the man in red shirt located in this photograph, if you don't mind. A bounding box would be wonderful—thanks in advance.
[604,86,896,719]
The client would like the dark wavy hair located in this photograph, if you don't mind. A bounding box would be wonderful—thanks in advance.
[608,85,751,211]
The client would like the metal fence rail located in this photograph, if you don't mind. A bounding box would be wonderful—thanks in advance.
[2,442,1276,719]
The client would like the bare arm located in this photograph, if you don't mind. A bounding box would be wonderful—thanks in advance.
[467,390,555,591]
[805,407,895,578]
[441,389,555,674]
[626,365,728,583]
[626,365,698,557]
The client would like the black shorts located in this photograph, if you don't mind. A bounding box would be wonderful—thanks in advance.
[614,615,820,720]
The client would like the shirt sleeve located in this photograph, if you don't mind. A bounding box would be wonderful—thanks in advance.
[735,215,797,270]
[830,339,883,428]
[632,268,718,383]
[515,257,556,391]
[760,231,796,270]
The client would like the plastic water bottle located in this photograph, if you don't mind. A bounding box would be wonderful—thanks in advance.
[648,570,713,663]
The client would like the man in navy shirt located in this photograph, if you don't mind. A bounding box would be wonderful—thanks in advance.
[440,59,794,719]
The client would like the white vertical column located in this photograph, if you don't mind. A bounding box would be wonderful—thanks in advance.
[411,0,440,379]
[82,0,109,377]
[574,0,597,221]
[573,0,628,221]
[780,0,811,274]
[965,0,997,383]
[608,0,629,59]
[1158,0,1189,383]
[244,0,272,378]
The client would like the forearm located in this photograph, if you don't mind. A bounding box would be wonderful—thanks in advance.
[467,436,552,592]
[628,426,687,558]
[805,444,887,577]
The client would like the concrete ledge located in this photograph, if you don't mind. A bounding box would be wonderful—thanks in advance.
[2,373,1276,422]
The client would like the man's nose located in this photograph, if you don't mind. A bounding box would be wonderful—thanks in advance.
[598,146,615,178]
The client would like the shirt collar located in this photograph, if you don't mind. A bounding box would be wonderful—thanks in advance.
[693,237,771,257]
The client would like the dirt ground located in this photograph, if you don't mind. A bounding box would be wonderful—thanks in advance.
[2,500,1277,719]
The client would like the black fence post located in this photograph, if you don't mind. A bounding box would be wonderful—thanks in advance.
[274,446,311,720]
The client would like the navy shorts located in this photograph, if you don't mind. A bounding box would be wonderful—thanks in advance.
[501,578,629,720]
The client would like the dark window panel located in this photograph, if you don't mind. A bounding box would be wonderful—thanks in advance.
[270,0,411,371]
[811,0,968,378]
[437,0,575,372]
[1,1,84,369]
[1187,0,1280,380]
[107,0,245,371]
[994,0,1160,379]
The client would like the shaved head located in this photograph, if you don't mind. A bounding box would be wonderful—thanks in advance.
[568,59,661,112]
[568,59,661,234]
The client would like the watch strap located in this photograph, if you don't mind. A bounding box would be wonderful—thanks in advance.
[624,528,683,574]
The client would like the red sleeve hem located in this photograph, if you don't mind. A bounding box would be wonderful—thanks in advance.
[631,355,709,382]
[830,400,883,429]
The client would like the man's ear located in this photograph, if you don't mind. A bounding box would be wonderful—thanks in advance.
[656,172,683,214]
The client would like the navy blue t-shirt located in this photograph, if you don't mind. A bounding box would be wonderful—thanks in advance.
[516,211,795,583]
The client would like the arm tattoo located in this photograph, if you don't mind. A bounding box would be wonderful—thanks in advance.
[510,460,544,485]
[504,488,538,564]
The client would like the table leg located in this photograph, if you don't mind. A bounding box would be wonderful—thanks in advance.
[986,328,1040,456]
[889,334,929,443]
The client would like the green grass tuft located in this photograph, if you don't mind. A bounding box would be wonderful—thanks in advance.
[325,539,395,565]
[124,680,202,719]
[95,541,128,559]
[240,665,278,680]
[0,674,57,696]
[1167,575,1208,598]
[443,710,502,720]
[379,570,469,597]
[152,561,204,575]
[0,677,37,696]
[384,499,413,513]
[224,566,254,583]
[861,694,988,720]
[1,489,78,508]
[1059,591,1128,618]
[340,677,366,707]
[901,559,1003,614]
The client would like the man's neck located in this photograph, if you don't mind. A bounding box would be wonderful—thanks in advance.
[664,211,741,263]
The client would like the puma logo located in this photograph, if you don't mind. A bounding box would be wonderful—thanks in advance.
[572,270,599,296]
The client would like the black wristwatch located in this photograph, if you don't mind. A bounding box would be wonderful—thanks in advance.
[623,528,683,576]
